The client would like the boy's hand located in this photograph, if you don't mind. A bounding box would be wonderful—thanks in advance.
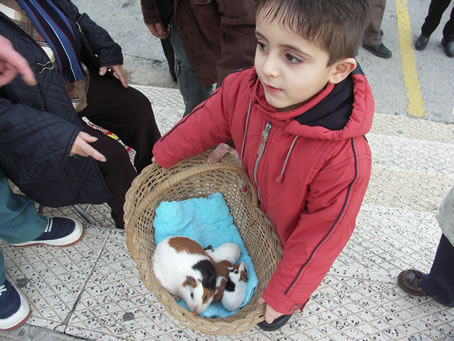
[207,143,239,163]
[70,132,106,162]
[257,297,284,324]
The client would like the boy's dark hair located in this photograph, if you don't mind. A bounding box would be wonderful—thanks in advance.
[255,0,370,66]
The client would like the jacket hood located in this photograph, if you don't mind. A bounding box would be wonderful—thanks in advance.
[249,64,374,141]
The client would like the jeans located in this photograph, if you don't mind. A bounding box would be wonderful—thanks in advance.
[170,17,213,116]
[0,170,47,284]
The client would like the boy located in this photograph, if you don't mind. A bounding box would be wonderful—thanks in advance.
[152,0,373,331]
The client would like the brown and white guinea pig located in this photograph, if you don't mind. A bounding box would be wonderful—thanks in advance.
[212,259,233,303]
[221,262,248,311]
[152,236,216,315]
[204,243,241,265]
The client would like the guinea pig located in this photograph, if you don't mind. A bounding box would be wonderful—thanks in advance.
[212,259,233,303]
[153,236,217,315]
[205,243,241,265]
[221,262,248,311]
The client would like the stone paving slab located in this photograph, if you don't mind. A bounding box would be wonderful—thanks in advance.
[1,85,454,340]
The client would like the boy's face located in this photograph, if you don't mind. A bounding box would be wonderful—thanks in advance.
[254,9,337,111]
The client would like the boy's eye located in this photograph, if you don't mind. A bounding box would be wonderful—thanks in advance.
[257,41,269,52]
[285,53,302,63]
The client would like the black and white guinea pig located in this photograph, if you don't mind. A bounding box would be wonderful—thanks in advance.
[153,236,216,315]
[221,262,248,311]
[204,242,241,265]
[212,259,233,303]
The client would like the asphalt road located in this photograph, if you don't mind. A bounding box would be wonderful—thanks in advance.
[73,0,454,123]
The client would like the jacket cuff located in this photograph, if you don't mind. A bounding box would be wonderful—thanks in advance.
[262,285,307,315]
[152,143,176,169]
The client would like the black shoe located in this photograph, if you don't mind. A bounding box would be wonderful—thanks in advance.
[11,217,83,247]
[363,43,392,58]
[415,35,429,51]
[0,280,31,331]
[442,38,454,58]
[397,269,426,296]
[257,314,292,331]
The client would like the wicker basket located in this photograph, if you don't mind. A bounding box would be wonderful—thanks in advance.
[124,152,282,335]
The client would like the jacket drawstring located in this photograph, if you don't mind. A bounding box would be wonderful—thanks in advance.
[276,136,299,183]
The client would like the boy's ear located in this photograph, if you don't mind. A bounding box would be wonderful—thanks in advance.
[328,58,357,84]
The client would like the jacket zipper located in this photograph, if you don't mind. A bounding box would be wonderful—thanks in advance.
[254,122,272,201]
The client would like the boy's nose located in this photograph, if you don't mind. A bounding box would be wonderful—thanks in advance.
[262,56,280,78]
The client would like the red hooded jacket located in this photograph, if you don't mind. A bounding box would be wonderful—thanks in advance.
[153,66,374,314]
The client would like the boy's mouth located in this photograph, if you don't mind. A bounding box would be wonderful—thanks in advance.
[263,83,282,94]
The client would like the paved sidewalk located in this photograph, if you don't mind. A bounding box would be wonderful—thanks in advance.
[1,85,454,340]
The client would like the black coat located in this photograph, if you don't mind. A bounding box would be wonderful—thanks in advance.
[0,0,123,207]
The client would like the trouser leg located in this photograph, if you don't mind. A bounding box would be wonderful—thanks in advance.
[80,122,137,228]
[421,0,452,37]
[420,234,454,307]
[363,0,386,46]
[0,170,47,282]
[80,72,161,174]
[169,17,213,116]
[0,251,4,284]
[0,170,47,244]
[442,4,454,42]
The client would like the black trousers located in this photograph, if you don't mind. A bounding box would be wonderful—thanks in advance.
[79,72,161,227]
[421,234,454,307]
[421,0,454,42]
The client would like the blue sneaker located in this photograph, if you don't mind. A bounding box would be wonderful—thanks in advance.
[11,217,83,247]
[0,280,31,331]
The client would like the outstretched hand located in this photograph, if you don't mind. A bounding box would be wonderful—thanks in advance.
[99,64,128,88]
[0,35,36,86]
[70,131,106,162]
[207,143,239,163]
[257,297,284,324]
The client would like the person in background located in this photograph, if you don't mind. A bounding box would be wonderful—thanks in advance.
[0,33,85,332]
[141,0,257,116]
[363,0,392,58]
[0,0,162,228]
[414,0,453,57]
[152,0,373,331]
[398,186,454,307]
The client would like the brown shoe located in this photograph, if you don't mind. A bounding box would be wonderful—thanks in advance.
[397,270,426,296]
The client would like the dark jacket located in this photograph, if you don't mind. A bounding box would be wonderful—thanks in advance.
[141,0,257,85]
[0,0,122,207]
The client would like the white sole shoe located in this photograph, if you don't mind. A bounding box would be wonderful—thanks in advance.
[0,287,31,331]
[12,217,84,247]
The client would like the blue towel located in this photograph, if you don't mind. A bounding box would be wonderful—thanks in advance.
[154,192,258,318]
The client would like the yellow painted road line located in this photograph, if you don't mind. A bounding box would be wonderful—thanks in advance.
[396,0,426,117]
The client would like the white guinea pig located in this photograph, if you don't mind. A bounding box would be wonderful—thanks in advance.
[153,236,216,315]
[205,243,241,265]
[221,262,248,311]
